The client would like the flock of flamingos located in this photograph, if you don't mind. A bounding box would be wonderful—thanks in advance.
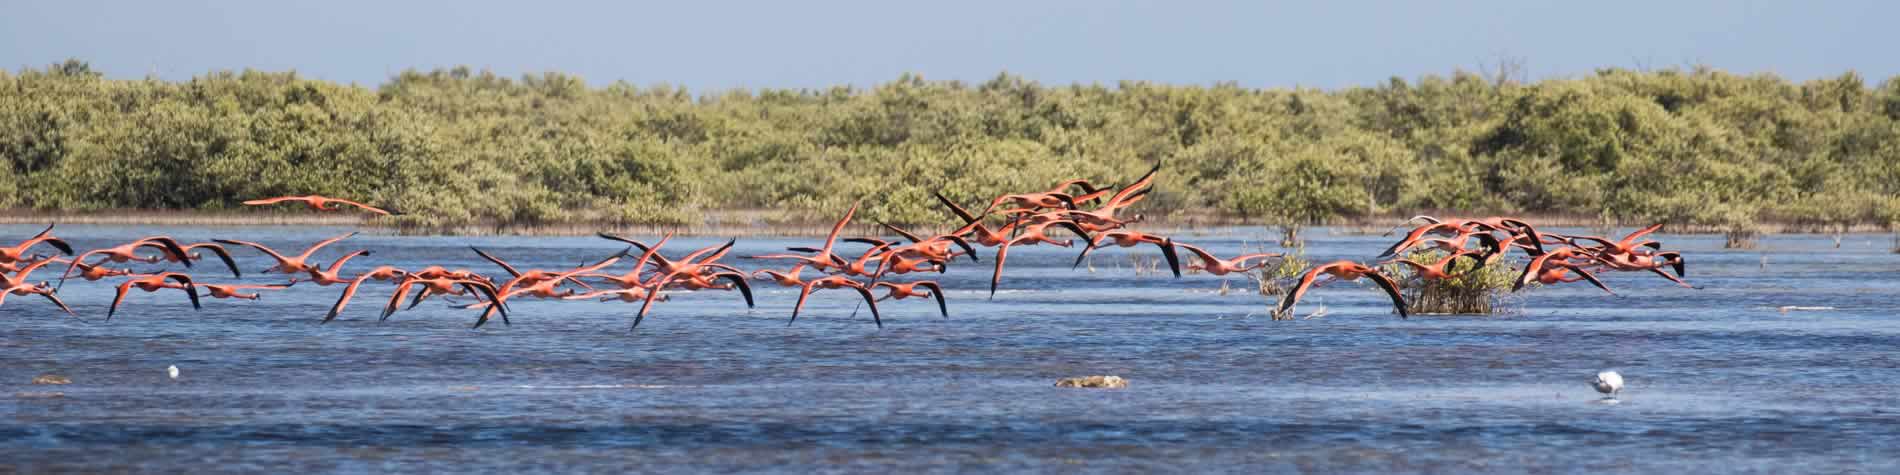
[0,165,1692,328]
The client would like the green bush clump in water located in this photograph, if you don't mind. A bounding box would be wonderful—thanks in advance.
[1379,249,1519,315]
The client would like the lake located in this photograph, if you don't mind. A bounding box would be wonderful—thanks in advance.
[4,224,1898,473]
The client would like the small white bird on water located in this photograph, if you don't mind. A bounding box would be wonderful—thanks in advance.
[1592,371,1623,399]
[167,365,179,380]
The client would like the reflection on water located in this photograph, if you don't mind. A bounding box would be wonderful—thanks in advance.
[3,225,1899,473]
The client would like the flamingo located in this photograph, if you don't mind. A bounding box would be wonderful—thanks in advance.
[1562,224,1666,256]
[988,220,1093,298]
[468,250,629,328]
[789,275,883,328]
[298,250,373,286]
[1512,247,1599,292]
[743,204,858,271]
[1277,260,1408,319]
[198,282,297,300]
[379,276,503,323]
[319,265,409,324]
[871,281,947,318]
[243,195,392,216]
[62,261,140,282]
[752,265,809,288]
[1385,250,1486,281]
[1174,243,1281,276]
[1524,261,1617,295]
[1379,222,1473,258]
[976,192,1079,218]
[1,281,78,318]
[216,232,357,275]
[471,247,598,295]
[1596,251,1692,288]
[152,241,246,278]
[1071,231,1182,277]
[106,273,201,320]
[58,236,197,287]
[564,287,669,303]
[0,224,75,263]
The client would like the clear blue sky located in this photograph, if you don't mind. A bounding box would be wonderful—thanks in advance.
[4,0,1894,91]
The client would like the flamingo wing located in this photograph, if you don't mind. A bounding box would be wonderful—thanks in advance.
[192,243,244,278]
[1277,264,1328,317]
[106,280,137,320]
[214,239,296,268]
[712,272,755,308]
[470,247,525,278]
[298,232,359,260]
[242,196,311,206]
[916,281,948,318]
[327,198,393,216]
[1362,269,1410,319]
[163,274,200,310]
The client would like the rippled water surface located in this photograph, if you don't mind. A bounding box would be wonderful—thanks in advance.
[4,225,1899,473]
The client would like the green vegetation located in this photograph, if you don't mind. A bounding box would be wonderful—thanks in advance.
[4,59,1899,233]
[1379,250,1518,315]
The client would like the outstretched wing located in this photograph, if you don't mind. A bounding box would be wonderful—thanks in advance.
[1362,269,1409,319]
[916,281,948,318]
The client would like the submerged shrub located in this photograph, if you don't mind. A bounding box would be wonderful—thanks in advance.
[1379,249,1518,315]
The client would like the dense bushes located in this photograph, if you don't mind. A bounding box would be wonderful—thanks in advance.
[3,60,1897,232]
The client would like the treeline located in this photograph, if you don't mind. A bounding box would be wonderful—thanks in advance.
[3,59,1898,235]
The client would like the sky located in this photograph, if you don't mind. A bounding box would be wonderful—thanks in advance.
[3,0,1895,91]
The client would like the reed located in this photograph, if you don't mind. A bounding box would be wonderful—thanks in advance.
[1379,250,1517,315]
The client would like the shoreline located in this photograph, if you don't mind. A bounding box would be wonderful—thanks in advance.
[3,209,1892,237]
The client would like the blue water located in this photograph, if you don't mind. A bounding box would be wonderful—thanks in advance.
[4,225,1899,473]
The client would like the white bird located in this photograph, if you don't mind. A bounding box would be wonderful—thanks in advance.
[1592,371,1623,398]
[167,365,179,380]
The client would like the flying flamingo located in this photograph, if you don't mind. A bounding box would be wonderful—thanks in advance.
[1276,260,1408,319]
[789,275,883,328]
[0,224,75,263]
[468,250,628,328]
[147,241,245,278]
[988,220,1093,298]
[1512,247,1599,292]
[1070,230,1182,277]
[565,287,669,303]
[198,282,298,300]
[379,276,503,323]
[1385,250,1487,281]
[297,250,373,286]
[1174,243,1282,276]
[743,204,858,271]
[243,195,392,216]
[1524,261,1616,295]
[871,281,947,318]
[1594,250,1692,288]
[58,236,197,287]
[2,281,78,318]
[216,232,357,275]
[752,265,809,288]
[471,247,598,295]
[319,265,409,324]
[1562,224,1666,256]
[106,273,201,320]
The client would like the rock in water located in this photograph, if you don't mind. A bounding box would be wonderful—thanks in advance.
[31,374,71,385]
[1055,375,1128,389]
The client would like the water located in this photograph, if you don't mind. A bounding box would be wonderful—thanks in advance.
[4,225,1899,473]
